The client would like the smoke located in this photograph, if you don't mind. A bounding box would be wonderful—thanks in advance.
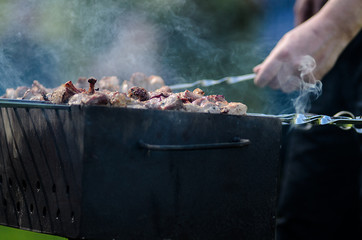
[0,0,261,92]
[262,55,323,115]
[0,0,175,90]
[292,55,322,113]
[91,12,162,79]
[0,48,23,90]
[0,0,267,114]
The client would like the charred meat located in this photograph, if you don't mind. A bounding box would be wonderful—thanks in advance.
[128,87,150,101]
[50,81,84,104]
[98,76,120,92]
[69,92,109,105]
[1,73,247,115]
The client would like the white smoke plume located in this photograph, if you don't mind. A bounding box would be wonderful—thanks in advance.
[292,55,322,113]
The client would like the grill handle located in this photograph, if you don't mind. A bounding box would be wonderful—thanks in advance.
[139,138,250,151]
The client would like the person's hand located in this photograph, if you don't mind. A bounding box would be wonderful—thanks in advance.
[294,0,328,25]
[253,0,362,93]
[253,16,349,92]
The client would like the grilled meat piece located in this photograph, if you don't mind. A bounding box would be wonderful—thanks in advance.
[121,80,131,93]
[149,92,171,101]
[144,98,163,109]
[98,76,120,92]
[220,102,247,115]
[193,88,205,96]
[86,93,109,105]
[1,88,16,99]
[205,95,228,105]
[109,92,134,107]
[184,94,246,115]
[160,94,183,110]
[145,94,183,110]
[1,86,29,99]
[22,89,45,101]
[185,95,225,114]
[69,92,109,105]
[149,86,173,99]
[155,86,172,93]
[185,102,221,114]
[1,80,50,100]
[16,86,30,98]
[111,92,146,109]
[32,80,51,96]
[147,75,165,91]
[21,80,52,101]
[50,81,84,104]
[1,74,248,116]
[191,95,228,108]
[87,77,97,94]
[69,77,109,105]
[130,72,147,86]
[75,77,88,89]
[177,89,204,103]
[128,87,150,101]
[121,72,166,92]
[81,92,109,105]
[181,94,226,107]
[121,72,146,93]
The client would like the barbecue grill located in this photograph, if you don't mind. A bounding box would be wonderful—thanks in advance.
[0,100,282,239]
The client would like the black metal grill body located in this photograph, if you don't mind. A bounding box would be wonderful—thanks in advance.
[0,105,281,239]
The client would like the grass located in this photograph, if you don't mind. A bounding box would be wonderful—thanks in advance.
[0,225,67,240]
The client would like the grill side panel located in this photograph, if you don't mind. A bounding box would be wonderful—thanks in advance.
[79,107,281,240]
[0,106,84,238]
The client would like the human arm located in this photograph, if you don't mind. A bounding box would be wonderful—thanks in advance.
[253,0,362,92]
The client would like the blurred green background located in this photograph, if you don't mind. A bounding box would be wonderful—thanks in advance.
[0,0,295,239]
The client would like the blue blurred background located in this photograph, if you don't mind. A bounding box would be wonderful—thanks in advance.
[0,0,294,239]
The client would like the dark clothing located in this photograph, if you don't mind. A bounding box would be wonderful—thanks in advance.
[277,30,362,240]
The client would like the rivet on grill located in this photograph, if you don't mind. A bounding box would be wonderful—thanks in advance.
[71,211,75,223]
[42,206,47,217]
[30,204,34,214]
[56,208,60,220]
[36,181,41,191]
[22,179,27,191]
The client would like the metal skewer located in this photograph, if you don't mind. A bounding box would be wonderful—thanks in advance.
[169,73,256,90]
[249,111,362,133]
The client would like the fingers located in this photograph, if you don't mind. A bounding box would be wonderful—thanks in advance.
[253,64,261,73]
[253,59,304,93]
[254,62,279,89]
[254,58,282,88]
